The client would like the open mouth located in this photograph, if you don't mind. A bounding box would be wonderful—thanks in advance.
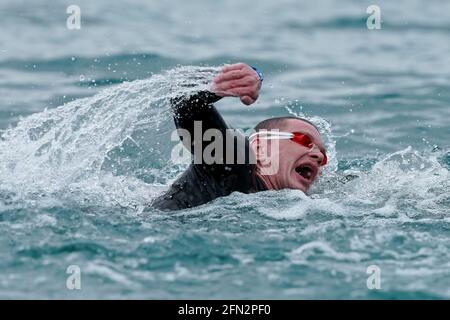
[295,164,316,182]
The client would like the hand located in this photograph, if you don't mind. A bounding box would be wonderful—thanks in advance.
[210,63,262,106]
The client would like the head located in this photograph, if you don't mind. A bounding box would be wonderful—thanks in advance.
[250,117,326,193]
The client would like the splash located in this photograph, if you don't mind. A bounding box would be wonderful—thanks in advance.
[335,147,450,218]
[284,103,338,176]
[0,66,219,209]
[1,67,448,219]
[246,146,449,220]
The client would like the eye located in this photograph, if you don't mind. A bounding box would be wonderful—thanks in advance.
[291,133,313,147]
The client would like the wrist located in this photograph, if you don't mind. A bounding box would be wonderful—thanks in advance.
[250,66,264,84]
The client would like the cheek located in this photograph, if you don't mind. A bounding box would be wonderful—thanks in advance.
[283,146,306,165]
[278,150,300,176]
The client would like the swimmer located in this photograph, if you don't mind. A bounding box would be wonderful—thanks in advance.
[152,63,327,210]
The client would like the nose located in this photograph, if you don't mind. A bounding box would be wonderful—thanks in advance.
[309,144,325,165]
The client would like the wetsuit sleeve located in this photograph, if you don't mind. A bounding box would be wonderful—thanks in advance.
[171,91,229,161]
[151,91,260,211]
[171,90,253,174]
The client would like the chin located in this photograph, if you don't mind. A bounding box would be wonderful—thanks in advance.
[288,180,308,193]
[289,173,310,193]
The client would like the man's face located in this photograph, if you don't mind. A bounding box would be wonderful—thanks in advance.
[255,119,326,193]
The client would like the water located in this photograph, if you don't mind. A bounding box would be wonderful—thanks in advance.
[0,0,449,299]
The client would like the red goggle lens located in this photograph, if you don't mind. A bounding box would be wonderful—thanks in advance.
[291,132,327,166]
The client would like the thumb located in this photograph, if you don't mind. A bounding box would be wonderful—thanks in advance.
[240,96,255,105]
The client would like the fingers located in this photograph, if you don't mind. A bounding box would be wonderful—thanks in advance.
[213,69,247,83]
[215,62,255,83]
[211,87,250,99]
[221,63,247,73]
[217,76,257,90]
[226,86,259,99]
[211,62,261,105]
[212,81,260,100]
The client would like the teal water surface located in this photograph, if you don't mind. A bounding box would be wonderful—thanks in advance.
[0,0,449,299]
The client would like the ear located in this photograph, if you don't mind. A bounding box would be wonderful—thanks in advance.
[250,137,270,167]
[250,137,278,175]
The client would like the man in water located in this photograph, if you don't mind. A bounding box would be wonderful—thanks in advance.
[152,63,327,210]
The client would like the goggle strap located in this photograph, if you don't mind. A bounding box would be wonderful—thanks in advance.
[249,132,294,140]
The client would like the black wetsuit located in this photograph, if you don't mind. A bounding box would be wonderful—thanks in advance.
[152,91,266,210]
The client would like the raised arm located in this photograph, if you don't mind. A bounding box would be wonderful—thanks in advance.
[171,63,263,164]
[171,90,227,156]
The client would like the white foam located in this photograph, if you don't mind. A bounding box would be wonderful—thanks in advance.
[0,66,219,209]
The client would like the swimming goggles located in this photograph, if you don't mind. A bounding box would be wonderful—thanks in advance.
[249,131,328,166]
